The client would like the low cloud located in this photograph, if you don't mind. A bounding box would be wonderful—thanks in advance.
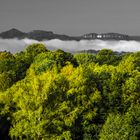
[43,39,140,52]
[0,38,39,53]
[0,38,140,53]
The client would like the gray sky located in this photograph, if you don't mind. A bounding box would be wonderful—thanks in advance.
[0,0,140,35]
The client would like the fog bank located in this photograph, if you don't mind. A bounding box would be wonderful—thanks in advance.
[0,38,140,53]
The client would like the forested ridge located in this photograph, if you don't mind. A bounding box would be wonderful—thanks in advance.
[0,44,140,140]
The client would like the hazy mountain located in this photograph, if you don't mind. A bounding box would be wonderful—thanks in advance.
[0,28,140,41]
[0,29,80,41]
[129,36,140,41]
[0,28,26,39]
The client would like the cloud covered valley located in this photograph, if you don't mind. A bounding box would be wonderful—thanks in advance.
[0,38,140,53]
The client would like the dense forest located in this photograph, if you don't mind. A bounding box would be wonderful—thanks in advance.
[0,43,140,140]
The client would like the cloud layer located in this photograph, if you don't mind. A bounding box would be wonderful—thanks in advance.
[0,38,140,53]
[0,38,38,53]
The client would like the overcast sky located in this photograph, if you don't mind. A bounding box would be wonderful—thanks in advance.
[0,0,140,35]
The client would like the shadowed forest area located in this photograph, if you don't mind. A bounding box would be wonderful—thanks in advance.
[0,43,140,139]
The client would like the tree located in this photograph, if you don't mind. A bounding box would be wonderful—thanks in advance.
[29,49,77,75]
[96,49,121,65]
[100,105,140,140]
[122,73,140,110]
[0,51,15,73]
[25,43,48,64]
[74,53,96,65]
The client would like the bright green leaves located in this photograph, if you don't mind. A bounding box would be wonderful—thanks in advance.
[3,71,69,139]
[25,43,48,63]
[122,74,140,109]
[74,53,96,65]
[30,49,77,75]
[96,49,121,65]
[1,47,140,139]
[100,105,140,140]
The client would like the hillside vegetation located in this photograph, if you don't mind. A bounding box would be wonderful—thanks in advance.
[0,44,140,140]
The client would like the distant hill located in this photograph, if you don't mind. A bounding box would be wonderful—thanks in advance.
[129,36,140,41]
[76,49,129,55]
[0,28,80,41]
[82,33,129,40]
[0,28,26,39]
[0,28,140,41]
[26,30,80,41]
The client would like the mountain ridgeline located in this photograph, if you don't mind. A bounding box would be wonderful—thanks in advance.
[0,28,80,41]
[0,28,140,41]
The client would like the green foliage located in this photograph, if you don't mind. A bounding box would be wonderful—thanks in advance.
[25,43,48,63]
[74,53,96,65]
[0,51,15,73]
[30,49,77,74]
[100,105,140,140]
[0,71,15,91]
[96,49,121,65]
[122,73,140,110]
[1,47,140,139]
